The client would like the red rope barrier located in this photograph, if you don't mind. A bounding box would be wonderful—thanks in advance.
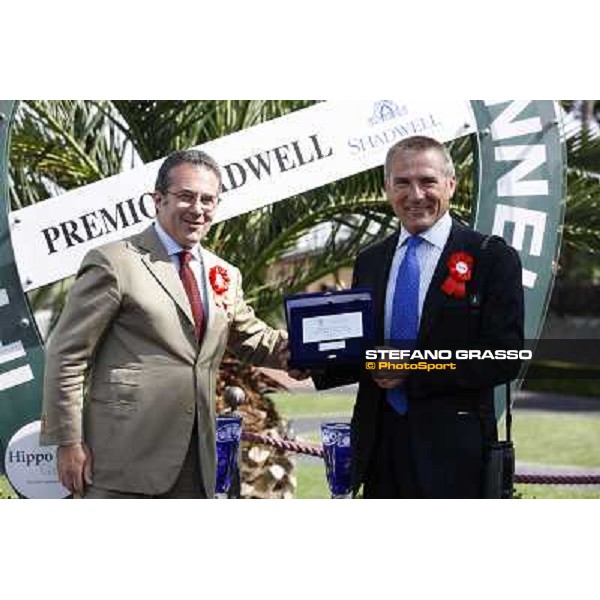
[515,473,600,485]
[242,432,600,486]
[242,431,324,458]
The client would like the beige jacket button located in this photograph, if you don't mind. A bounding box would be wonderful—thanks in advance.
[186,405,195,414]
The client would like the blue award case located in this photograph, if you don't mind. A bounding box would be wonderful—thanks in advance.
[284,288,374,368]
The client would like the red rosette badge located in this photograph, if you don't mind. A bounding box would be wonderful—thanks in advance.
[209,265,230,295]
[441,252,474,299]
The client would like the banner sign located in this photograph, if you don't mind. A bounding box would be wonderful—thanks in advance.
[472,101,565,341]
[10,100,477,292]
[0,99,565,496]
[4,420,68,498]
[471,101,565,413]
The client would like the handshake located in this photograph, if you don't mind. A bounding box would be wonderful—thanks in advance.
[275,338,311,381]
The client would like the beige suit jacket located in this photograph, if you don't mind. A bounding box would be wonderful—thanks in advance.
[40,225,285,497]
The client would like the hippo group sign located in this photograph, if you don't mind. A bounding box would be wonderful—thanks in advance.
[0,100,565,497]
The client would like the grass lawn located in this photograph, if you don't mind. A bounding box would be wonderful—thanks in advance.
[294,462,330,499]
[293,462,600,499]
[7,465,595,499]
[3,394,598,500]
[271,392,600,500]
[269,392,354,418]
[509,412,600,468]
[0,475,17,499]
[515,484,600,499]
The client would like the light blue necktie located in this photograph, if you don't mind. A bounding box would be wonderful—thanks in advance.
[388,235,423,414]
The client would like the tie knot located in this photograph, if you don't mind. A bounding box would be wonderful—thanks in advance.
[178,250,193,266]
[406,235,423,250]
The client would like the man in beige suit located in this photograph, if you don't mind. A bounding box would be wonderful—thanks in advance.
[41,149,292,498]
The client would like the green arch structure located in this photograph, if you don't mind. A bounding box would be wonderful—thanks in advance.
[1,100,47,471]
[0,100,566,482]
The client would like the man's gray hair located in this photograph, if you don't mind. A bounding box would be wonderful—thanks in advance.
[384,136,455,180]
[155,149,222,193]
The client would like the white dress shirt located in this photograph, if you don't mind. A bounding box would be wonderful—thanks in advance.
[384,211,452,340]
[153,221,209,315]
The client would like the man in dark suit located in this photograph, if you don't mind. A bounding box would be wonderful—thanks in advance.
[315,136,524,498]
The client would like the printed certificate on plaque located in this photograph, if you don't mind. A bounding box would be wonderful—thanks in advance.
[284,289,374,368]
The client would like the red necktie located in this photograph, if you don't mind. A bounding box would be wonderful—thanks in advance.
[178,250,205,341]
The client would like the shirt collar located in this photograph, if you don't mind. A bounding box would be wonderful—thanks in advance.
[397,211,452,250]
[154,221,201,261]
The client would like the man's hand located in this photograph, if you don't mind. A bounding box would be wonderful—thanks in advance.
[372,375,406,389]
[288,367,311,381]
[370,344,406,389]
[371,363,407,389]
[57,442,93,497]
[275,339,311,380]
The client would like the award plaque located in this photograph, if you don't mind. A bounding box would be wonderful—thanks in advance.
[284,288,374,368]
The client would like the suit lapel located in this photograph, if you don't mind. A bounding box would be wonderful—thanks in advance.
[373,232,400,343]
[133,226,195,328]
[197,249,236,363]
[199,248,217,343]
[418,220,468,344]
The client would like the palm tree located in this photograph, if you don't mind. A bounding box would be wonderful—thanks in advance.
[549,107,600,316]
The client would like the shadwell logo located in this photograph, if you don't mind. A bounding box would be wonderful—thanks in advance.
[369,101,408,126]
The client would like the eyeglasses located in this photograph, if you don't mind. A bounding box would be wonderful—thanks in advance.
[167,190,218,211]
